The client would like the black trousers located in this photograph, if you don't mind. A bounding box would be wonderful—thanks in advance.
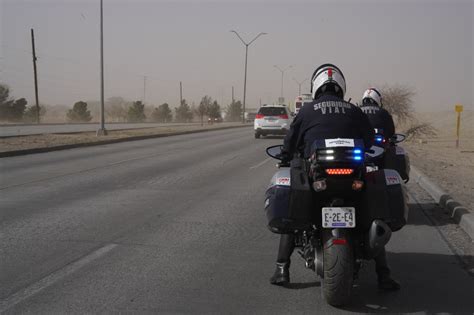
[276,234,391,277]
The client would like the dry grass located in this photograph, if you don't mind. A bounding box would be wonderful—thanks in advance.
[0,123,247,153]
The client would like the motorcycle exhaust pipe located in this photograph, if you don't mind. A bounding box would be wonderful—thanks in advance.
[367,219,392,257]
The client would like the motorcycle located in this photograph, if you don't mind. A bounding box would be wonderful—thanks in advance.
[264,138,409,306]
[371,129,410,182]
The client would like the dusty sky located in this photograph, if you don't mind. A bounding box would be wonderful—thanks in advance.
[1,0,473,111]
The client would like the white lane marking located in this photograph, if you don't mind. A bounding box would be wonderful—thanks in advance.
[249,157,272,169]
[0,243,118,313]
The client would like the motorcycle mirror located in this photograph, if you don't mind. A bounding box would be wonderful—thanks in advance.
[365,145,384,159]
[391,134,406,143]
[266,145,283,160]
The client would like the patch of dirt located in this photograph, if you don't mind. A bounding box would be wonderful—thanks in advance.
[0,123,248,153]
[404,138,474,211]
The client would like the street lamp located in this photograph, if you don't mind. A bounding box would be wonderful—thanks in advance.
[293,77,309,96]
[97,0,107,136]
[230,30,267,123]
[274,65,293,102]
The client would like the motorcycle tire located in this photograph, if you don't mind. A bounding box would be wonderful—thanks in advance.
[322,229,354,306]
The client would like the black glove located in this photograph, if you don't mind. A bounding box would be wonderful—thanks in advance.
[277,151,291,167]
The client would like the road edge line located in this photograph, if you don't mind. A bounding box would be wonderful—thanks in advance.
[0,244,118,313]
[0,124,251,158]
[411,165,474,241]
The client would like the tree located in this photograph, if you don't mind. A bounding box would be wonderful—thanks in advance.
[152,103,172,123]
[225,100,242,122]
[380,85,416,125]
[0,85,28,122]
[106,96,130,122]
[67,101,92,122]
[23,105,46,123]
[0,83,10,105]
[127,100,146,122]
[175,99,193,122]
[0,98,27,122]
[196,96,211,125]
[208,100,221,121]
[380,84,437,139]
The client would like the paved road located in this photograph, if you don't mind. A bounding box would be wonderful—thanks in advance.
[1,128,473,314]
[0,122,201,137]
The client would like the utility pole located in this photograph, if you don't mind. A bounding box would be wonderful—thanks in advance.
[30,29,40,124]
[142,75,147,105]
[179,81,183,106]
[230,30,267,123]
[232,86,234,104]
[293,77,309,96]
[274,65,293,102]
[97,0,107,136]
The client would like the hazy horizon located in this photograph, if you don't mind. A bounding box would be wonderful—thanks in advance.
[1,0,473,112]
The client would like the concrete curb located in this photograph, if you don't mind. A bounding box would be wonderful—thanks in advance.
[0,124,251,158]
[411,166,474,241]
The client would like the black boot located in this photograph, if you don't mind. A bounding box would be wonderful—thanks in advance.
[378,275,401,291]
[270,234,295,286]
[270,262,290,285]
[374,248,401,291]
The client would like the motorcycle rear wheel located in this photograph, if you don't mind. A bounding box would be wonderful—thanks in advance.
[322,229,354,306]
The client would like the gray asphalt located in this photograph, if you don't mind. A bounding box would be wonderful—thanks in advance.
[0,128,473,314]
[0,122,201,137]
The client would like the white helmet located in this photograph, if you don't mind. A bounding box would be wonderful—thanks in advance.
[362,87,382,106]
[310,64,346,99]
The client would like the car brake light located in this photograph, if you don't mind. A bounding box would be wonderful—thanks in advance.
[326,168,354,175]
[256,114,264,119]
[279,114,288,119]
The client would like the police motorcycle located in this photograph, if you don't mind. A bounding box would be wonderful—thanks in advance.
[371,128,410,182]
[264,139,408,306]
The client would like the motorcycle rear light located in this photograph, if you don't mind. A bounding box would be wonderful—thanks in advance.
[279,114,289,119]
[312,179,327,192]
[332,239,347,245]
[352,180,364,191]
[326,168,354,175]
[255,114,264,119]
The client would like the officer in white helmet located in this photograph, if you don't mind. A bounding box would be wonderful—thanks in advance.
[360,87,395,140]
[271,64,400,291]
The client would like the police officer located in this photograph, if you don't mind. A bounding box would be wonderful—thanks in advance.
[270,64,400,291]
[358,87,401,290]
[359,87,395,140]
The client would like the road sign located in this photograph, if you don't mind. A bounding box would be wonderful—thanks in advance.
[455,104,463,112]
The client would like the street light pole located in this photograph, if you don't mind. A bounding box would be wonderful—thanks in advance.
[97,0,107,136]
[230,30,267,123]
[274,65,293,101]
[293,77,309,96]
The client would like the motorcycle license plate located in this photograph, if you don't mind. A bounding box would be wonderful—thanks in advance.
[322,207,356,228]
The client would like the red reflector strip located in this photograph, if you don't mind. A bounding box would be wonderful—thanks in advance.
[332,239,347,245]
[279,114,288,119]
[325,168,354,175]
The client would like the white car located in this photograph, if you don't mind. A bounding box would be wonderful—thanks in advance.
[254,104,291,139]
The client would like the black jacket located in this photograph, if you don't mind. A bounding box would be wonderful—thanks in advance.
[282,93,374,159]
[359,102,395,139]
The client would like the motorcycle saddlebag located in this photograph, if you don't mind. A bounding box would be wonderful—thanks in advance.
[265,160,313,234]
[362,169,409,232]
[384,146,410,182]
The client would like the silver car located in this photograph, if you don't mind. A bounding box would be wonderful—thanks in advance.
[254,104,291,139]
